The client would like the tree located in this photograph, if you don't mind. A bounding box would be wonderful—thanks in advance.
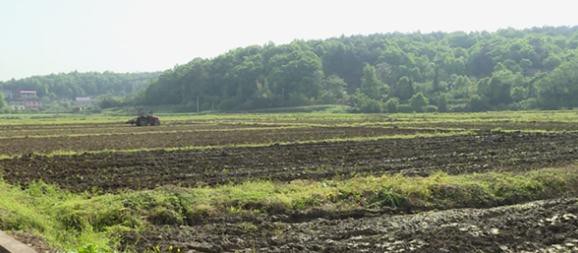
[352,90,384,113]
[268,47,323,106]
[360,64,388,100]
[468,44,495,77]
[511,86,528,102]
[409,92,429,112]
[131,26,578,113]
[468,95,488,112]
[393,76,415,101]
[431,94,448,112]
[320,75,348,103]
[0,91,5,109]
[477,67,523,106]
[384,98,399,113]
[99,96,124,109]
[1,71,159,101]
[538,59,578,108]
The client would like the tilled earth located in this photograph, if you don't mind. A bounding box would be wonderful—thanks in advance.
[0,126,442,155]
[122,198,578,253]
[2,119,578,253]
[1,131,578,191]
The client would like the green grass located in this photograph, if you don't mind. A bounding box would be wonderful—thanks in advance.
[1,166,577,252]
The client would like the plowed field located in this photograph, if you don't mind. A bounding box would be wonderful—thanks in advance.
[1,131,577,192]
[1,113,578,252]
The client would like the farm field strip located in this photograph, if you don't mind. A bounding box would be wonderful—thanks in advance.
[5,118,578,136]
[2,131,577,192]
[393,121,578,131]
[0,125,306,139]
[3,112,578,252]
[2,110,578,127]
[0,121,298,133]
[0,130,471,160]
[0,126,455,156]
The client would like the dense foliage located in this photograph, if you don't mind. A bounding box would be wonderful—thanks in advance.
[142,26,578,112]
[0,71,160,101]
[0,91,5,109]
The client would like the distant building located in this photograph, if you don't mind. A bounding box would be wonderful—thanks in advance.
[17,90,38,100]
[10,89,41,110]
[74,96,93,111]
[75,96,92,103]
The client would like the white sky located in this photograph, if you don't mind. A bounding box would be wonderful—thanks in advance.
[0,0,576,81]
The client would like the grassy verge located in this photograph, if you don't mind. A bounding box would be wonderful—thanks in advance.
[1,166,577,252]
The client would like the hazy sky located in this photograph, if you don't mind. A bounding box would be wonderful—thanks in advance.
[1,0,576,81]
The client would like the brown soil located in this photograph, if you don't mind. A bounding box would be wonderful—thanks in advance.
[0,122,285,138]
[0,126,443,155]
[120,198,578,253]
[1,131,577,192]
[396,120,578,131]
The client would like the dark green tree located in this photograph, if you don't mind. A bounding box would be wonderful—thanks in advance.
[320,75,348,103]
[393,76,415,101]
[384,97,400,113]
[360,64,388,100]
[409,92,429,112]
[538,59,578,108]
[352,90,384,113]
[0,91,5,109]
[128,26,578,112]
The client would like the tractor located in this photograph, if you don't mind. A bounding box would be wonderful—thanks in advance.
[127,113,160,126]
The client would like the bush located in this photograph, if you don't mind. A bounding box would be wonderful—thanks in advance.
[384,98,400,113]
[397,104,413,113]
[424,105,439,112]
[467,95,488,112]
[432,95,448,112]
[352,90,384,113]
[409,92,429,112]
[99,96,124,109]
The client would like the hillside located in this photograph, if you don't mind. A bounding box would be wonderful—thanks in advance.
[142,26,578,112]
[0,71,160,111]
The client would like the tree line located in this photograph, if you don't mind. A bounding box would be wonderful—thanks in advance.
[141,26,578,112]
[0,71,160,101]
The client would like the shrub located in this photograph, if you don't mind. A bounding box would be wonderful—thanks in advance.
[384,98,400,113]
[424,105,439,112]
[409,92,429,112]
[397,104,413,113]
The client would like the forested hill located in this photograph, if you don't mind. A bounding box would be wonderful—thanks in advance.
[142,26,578,112]
[1,71,160,100]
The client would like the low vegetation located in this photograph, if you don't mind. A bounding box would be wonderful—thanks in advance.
[0,166,576,252]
